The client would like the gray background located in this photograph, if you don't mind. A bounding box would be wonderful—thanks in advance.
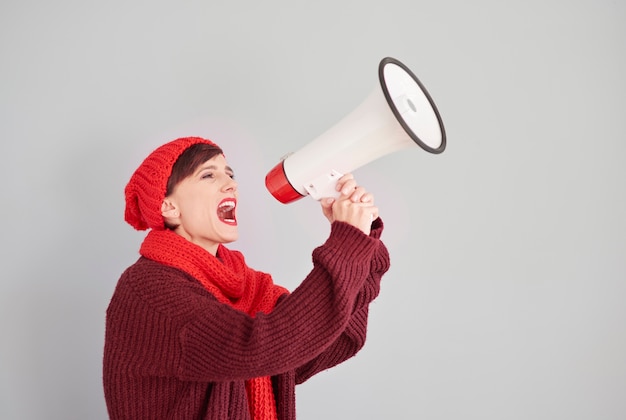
[1,1,625,419]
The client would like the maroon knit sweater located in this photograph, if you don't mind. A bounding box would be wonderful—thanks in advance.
[103,219,390,419]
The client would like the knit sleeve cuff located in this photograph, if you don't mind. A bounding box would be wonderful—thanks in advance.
[327,220,380,257]
[369,217,384,240]
[310,221,380,290]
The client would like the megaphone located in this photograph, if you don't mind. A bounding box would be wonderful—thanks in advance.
[265,57,446,204]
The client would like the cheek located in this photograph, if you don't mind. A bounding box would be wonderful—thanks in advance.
[180,198,214,223]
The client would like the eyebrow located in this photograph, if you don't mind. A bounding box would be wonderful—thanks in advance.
[194,164,235,176]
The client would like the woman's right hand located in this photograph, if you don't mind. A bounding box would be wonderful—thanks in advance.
[320,173,378,235]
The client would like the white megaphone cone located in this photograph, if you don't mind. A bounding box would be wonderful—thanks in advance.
[265,57,446,204]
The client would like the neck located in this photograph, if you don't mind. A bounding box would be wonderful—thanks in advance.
[172,228,220,256]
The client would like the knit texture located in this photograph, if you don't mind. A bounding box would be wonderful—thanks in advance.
[124,136,219,231]
[103,219,390,419]
[140,229,286,419]
[140,229,287,313]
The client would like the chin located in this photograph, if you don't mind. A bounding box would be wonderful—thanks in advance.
[221,232,239,244]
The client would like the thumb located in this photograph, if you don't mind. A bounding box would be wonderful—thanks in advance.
[320,197,335,221]
[320,197,335,209]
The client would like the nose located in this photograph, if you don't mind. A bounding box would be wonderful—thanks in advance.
[221,174,237,192]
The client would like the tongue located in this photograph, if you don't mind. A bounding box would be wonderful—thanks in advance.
[218,206,234,221]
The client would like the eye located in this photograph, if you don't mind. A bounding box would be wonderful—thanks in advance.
[201,172,214,179]
[228,173,235,180]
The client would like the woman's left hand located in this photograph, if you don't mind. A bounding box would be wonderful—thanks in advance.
[320,173,378,235]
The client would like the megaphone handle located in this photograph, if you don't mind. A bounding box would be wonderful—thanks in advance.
[303,170,343,201]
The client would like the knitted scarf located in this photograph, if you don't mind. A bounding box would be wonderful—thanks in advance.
[140,229,288,420]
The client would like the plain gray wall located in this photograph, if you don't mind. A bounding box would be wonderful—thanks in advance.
[1,1,624,419]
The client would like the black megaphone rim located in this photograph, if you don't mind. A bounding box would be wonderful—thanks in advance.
[378,57,447,154]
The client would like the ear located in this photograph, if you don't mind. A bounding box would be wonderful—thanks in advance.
[161,199,179,219]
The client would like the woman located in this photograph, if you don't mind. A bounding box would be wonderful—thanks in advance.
[103,136,390,419]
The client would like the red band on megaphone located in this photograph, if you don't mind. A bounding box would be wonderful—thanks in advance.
[265,161,305,204]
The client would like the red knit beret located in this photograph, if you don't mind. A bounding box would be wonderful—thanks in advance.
[124,136,220,231]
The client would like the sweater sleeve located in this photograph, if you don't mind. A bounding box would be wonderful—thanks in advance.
[294,218,390,383]
[105,219,389,383]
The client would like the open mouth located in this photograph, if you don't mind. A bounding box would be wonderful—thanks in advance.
[217,198,237,225]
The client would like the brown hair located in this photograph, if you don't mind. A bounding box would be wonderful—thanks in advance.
[164,142,224,229]
[166,143,224,196]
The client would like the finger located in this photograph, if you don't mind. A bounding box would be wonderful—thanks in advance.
[348,187,374,204]
[338,179,358,196]
[335,174,355,192]
[320,197,335,221]
[320,197,335,209]
[359,192,374,203]
[337,173,354,184]
[349,186,368,202]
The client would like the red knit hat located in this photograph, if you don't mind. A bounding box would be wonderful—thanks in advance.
[124,136,220,231]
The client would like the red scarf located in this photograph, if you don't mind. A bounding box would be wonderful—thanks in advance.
[140,229,288,420]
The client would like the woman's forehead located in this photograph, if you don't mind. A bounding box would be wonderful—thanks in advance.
[193,154,234,174]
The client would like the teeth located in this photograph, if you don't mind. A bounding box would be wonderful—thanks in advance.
[218,200,236,223]
[219,200,236,211]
